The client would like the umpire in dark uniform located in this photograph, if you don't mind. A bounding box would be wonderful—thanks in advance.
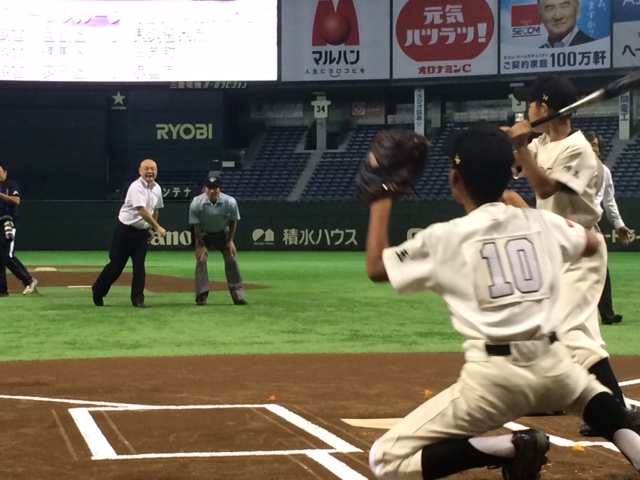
[0,164,38,297]
[189,176,247,306]
[92,159,166,308]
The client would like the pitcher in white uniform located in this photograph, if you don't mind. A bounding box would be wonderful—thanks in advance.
[366,124,640,480]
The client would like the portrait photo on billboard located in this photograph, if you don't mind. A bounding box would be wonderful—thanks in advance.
[500,0,611,74]
[392,0,498,79]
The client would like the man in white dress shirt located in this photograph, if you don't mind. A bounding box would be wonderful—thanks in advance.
[584,131,632,326]
[92,159,167,308]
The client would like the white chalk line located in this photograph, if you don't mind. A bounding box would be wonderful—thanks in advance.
[265,404,361,453]
[61,399,364,479]
[619,379,640,387]
[0,394,150,408]
[3,377,640,478]
[69,408,117,459]
[306,451,370,480]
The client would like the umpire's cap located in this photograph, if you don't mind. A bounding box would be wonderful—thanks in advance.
[513,74,578,113]
[204,176,221,189]
[446,122,514,203]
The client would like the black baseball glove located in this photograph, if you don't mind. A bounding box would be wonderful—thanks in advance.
[357,129,430,204]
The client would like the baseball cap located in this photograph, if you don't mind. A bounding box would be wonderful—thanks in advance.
[513,74,578,112]
[204,176,221,189]
[446,122,515,203]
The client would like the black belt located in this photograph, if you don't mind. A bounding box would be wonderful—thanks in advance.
[486,332,558,357]
[119,221,149,236]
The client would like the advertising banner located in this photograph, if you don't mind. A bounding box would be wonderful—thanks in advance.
[392,0,499,79]
[249,102,304,119]
[19,199,640,253]
[613,0,640,68]
[281,0,391,81]
[620,92,632,140]
[414,88,425,135]
[500,0,611,74]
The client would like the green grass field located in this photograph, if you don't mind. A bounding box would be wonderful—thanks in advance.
[1,251,638,362]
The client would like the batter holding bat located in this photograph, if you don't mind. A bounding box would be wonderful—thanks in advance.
[504,74,640,437]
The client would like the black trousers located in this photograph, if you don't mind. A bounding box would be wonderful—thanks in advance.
[0,227,33,293]
[598,266,615,320]
[93,222,150,304]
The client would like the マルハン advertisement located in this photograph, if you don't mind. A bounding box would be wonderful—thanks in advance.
[500,0,611,74]
[281,0,390,82]
[613,0,640,68]
[392,0,498,79]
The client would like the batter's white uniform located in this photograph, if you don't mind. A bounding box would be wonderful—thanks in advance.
[526,131,607,369]
[369,203,608,480]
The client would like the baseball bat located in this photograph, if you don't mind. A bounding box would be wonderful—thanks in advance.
[530,70,640,128]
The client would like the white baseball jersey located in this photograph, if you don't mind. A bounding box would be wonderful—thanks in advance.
[371,202,609,480]
[527,130,602,228]
[382,202,586,342]
[522,129,608,369]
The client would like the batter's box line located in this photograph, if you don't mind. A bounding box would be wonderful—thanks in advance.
[0,394,152,408]
[69,403,367,480]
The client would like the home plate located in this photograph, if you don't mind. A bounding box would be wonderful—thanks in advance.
[34,267,58,272]
[341,418,401,429]
[68,285,92,289]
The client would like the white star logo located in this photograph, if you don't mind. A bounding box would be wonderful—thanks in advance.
[112,92,126,105]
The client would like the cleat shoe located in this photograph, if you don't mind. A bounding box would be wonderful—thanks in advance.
[0,291,9,297]
[626,408,640,434]
[579,423,599,437]
[22,278,38,295]
[132,302,147,309]
[602,314,623,325]
[582,409,640,437]
[234,299,248,305]
[502,429,550,480]
[196,292,207,306]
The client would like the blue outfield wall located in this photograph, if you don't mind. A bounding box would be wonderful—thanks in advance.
[16,199,640,252]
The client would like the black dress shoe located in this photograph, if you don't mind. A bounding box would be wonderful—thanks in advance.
[602,314,623,325]
[92,286,104,306]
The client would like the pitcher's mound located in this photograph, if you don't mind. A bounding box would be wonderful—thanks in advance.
[9,267,267,293]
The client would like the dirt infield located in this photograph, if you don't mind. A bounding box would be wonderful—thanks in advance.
[1,354,639,480]
[6,266,267,293]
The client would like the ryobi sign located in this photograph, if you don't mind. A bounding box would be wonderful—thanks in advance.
[156,123,214,140]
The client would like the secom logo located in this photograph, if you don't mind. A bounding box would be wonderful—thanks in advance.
[312,0,360,46]
[156,124,213,140]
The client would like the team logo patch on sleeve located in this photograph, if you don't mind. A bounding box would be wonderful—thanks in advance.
[395,248,409,262]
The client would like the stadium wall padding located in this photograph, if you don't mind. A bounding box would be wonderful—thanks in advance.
[17,200,640,252]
